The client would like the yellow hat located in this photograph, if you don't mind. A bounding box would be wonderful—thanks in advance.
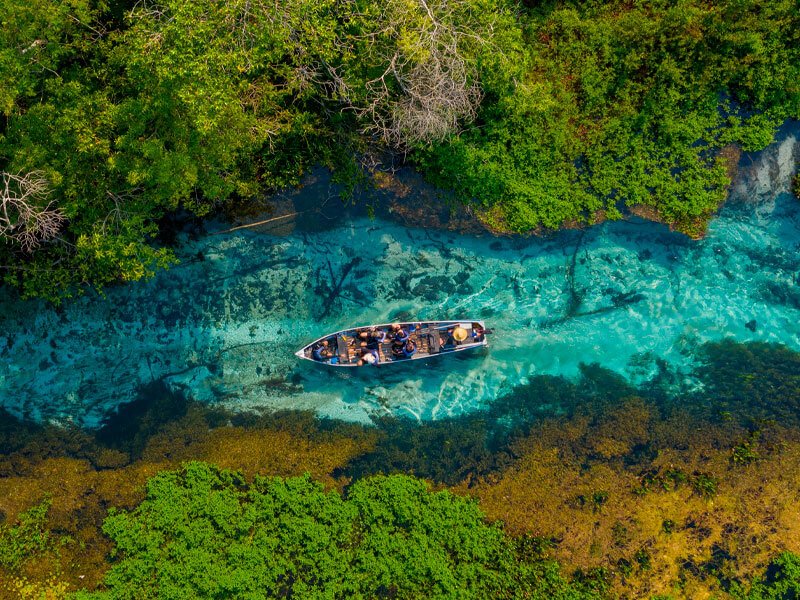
[453,326,468,342]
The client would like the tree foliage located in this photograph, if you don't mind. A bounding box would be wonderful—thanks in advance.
[419,0,800,235]
[1,0,798,300]
[75,462,600,599]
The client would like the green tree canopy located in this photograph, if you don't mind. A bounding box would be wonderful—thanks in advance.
[419,0,800,236]
[1,0,798,301]
[75,462,601,599]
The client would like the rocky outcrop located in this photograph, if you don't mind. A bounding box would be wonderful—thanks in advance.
[729,121,800,207]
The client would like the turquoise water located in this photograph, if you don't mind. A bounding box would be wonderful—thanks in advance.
[1,127,799,426]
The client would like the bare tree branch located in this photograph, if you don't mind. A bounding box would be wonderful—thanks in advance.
[350,0,486,148]
[0,172,65,252]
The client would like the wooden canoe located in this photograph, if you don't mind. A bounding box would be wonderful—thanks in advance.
[295,320,488,367]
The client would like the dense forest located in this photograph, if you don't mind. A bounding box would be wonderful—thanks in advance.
[1,0,798,302]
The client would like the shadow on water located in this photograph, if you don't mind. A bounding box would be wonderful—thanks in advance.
[94,381,196,460]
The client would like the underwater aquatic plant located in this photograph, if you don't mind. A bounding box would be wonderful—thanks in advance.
[731,432,761,464]
[690,473,719,499]
[0,498,56,571]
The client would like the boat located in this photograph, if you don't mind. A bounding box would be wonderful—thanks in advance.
[295,320,488,367]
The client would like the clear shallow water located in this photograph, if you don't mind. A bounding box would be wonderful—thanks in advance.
[1,127,799,427]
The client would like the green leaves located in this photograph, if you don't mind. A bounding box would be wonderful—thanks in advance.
[730,552,800,599]
[0,497,65,572]
[2,0,799,300]
[0,0,346,301]
[82,462,596,599]
[419,0,800,235]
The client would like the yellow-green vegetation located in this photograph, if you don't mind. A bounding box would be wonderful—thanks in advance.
[2,341,800,598]
[468,403,800,598]
[2,0,799,300]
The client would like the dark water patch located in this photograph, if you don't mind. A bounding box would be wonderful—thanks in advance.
[693,340,800,425]
[340,415,513,486]
[0,408,122,475]
[94,380,193,460]
[340,341,800,485]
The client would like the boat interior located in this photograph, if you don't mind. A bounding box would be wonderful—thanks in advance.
[301,321,486,366]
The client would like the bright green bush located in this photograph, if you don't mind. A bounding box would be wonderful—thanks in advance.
[730,552,800,599]
[74,462,602,599]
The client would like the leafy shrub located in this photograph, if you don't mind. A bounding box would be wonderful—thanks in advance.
[730,552,800,599]
[0,498,61,571]
[76,462,602,599]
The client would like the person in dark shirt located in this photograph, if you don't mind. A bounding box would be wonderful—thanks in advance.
[443,328,456,350]
[312,340,331,361]
[391,339,405,359]
[366,334,381,351]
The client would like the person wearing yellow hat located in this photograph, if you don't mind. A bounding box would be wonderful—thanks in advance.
[452,326,468,343]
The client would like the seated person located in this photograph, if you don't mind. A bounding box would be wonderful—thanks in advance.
[442,328,456,349]
[366,334,381,351]
[472,324,485,342]
[401,340,417,359]
[358,347,379,366]
[312,340,332,362]
[391,339,406,359]
[391,323,409,343]
[370,327,387,343]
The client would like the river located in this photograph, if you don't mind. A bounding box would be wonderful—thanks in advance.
[1,123,798,427]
